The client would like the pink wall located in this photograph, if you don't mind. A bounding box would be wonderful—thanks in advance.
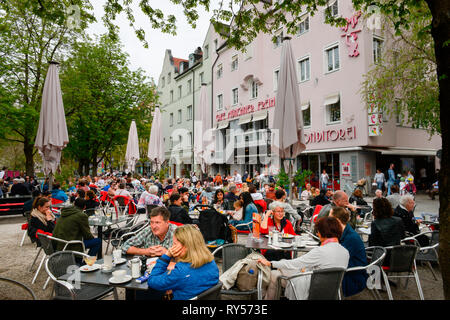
[213,0,441,152]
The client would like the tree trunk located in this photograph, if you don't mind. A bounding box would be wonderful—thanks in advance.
[24,140,35,177]
[425,0,450,300]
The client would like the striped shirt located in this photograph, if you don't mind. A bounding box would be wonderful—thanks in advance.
[121,223,177,254]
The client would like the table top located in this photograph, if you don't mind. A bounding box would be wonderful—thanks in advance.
[245,235,319,253]
[59,255,148,291]
[88,215,129,227]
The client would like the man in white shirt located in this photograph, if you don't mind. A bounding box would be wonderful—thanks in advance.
[233,170,242,184]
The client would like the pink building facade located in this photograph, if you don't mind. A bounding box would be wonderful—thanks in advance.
[211,0,441,191]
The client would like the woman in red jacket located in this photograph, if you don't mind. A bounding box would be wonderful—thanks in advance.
[260,206,296,236]
[260,205,296,261]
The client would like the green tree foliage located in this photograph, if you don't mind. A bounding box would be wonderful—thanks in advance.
[361,3,440,135]
[60,35,157,176]
[0,0,94,175]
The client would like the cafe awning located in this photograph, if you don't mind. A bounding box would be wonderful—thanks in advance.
[252,110,268,122]
[216,121,229,130]
[324,93,340,106]
[301,102,310,111]
[238,114,253,125]
[364,147,438,156]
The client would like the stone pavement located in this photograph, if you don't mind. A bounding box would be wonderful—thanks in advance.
[0,194,444,300]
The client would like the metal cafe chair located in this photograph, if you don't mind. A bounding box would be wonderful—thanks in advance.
[0,277,37,300]
[189,281,223,300]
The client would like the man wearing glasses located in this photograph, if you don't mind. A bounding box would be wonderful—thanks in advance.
[121,206,177,257]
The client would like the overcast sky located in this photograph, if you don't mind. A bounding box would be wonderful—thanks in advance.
[86,1,220,83]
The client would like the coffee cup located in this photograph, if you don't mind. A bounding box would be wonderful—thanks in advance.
[112,270,126,282]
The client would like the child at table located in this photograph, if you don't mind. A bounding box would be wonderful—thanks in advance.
[227,200,243,221]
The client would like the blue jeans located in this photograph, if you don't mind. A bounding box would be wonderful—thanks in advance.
[387,181,394,195]
[321,183,328,190]
[377,182,384,191]
[83,238,102,256]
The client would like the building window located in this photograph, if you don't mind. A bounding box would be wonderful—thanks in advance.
[199,72,204,85]
[170,90,174,102]
[303,106,311,127]
[169,136,173,149]
[274,69,279,91]
[214,39,218,50]
[187,79,192,93]
[178,85,182,99]
[177,109,182,123]
[187,105,192,121]
[232,88,239,105]
[170,113,174,126]
[373,37,383,64]
[168,72,171,84]
[231,55,238,71]
[297,15,310,36]
[178,135,182,146]
[161,76,165,88]
[204,44,209,60]
[244,43,253,60]
[251,81,258,99]
[217,64,223,79]
[325,0,339,18]
[187,132,192,147]
[217,94,223,110]
[298,56,310,82]
[325,45,340,73]
[274,29,283,48]
[326,101,341,124]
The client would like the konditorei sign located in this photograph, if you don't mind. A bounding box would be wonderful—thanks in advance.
[304,126,357,144]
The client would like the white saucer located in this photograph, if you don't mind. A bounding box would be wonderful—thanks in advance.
[305,241,319,246]
[114,258,127,265]
[80,264,101,272]
[282,234,295,239]
[109,275,132,284]
[273,242,292,248]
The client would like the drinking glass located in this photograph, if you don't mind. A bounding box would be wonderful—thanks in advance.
[84,255,97,266]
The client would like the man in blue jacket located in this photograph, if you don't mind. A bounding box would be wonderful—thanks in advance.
[330,207,368,297]
[51,182,69,202]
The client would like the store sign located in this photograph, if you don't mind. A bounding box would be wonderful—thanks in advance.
[216,97,275,122]
[341,162,351,177]
[341,11,362,57]
[369,125,383,136]
[367,92,383,136]
[368,113,382,125]
[304,126,356,144]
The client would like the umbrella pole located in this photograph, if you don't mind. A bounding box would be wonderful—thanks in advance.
[49,172,53,192]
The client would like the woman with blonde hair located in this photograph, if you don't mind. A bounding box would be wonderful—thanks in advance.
[147,224,219,300]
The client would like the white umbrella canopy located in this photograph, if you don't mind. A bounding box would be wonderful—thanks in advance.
[34,62,69,177]
[272,37,306,172]
[125,120,140,172]
[147,107,165,171]
[193,83,212,173]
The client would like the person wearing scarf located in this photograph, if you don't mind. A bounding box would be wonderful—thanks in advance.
[260,206,296,261]
[28,197,56,247]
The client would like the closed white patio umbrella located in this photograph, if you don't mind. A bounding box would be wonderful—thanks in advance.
[34,62,69,190]
[193,83,212,174]
[125,120,140,173]
[272,37,307,199]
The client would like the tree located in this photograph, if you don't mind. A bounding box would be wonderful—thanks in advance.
[60,35,157,176]
[0,0,94,176]
[361,3,440,136]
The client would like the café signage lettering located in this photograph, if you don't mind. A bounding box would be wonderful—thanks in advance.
[216,97,275,122]
[304,126,356,144]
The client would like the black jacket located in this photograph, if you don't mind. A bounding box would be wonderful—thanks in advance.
[393,206,419,235]
[10,183,31,196]
[28,216,55,247]
[369,216,405,248]
[168,205,193,224]
[310,195,331,206]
